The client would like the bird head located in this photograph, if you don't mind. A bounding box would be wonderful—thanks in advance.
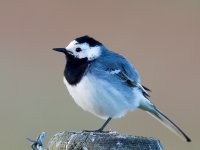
[53,35,103,61]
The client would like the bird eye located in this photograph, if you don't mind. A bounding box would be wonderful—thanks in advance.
[75,47,82,52]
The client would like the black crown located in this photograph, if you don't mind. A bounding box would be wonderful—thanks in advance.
[75,35,103,47]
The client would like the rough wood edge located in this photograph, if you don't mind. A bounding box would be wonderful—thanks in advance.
[47,131,164,150]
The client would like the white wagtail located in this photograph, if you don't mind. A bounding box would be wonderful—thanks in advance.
[53,35,191,142]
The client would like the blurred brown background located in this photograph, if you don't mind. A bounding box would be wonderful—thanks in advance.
[0,0,199,149]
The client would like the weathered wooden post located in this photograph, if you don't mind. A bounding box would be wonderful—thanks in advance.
[47,131,164,150]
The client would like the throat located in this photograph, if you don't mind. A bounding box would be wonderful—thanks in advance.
[64,56,90,85]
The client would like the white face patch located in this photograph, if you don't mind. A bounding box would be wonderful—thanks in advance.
[65,40,102,60]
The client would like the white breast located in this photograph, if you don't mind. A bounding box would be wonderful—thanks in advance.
[63,74,141,120]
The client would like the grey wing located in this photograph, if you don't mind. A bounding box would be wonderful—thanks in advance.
[92,53,151,98]
[108,66,151,98]
[118,57,151,97]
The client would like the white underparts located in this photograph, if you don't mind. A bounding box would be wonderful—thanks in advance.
[63,74,143,120]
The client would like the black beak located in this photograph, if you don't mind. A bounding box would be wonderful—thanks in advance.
[52,48,66,53]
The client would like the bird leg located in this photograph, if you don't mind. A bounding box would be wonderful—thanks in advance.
[83,117,112,132]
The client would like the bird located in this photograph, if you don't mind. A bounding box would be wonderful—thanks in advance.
[52,35,191,142]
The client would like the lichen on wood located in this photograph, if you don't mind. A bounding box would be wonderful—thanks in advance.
[47,131,164,150]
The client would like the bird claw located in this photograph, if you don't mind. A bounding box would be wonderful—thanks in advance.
[82,129,109,133]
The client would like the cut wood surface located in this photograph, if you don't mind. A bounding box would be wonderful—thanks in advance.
[47,131,164,150]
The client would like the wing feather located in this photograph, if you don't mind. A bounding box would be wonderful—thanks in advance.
[106,67,151,98]
[90,50,151,97]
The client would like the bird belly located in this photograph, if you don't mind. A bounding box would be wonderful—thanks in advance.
[63,75,141,119]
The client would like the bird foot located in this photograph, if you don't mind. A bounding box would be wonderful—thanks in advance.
[82,129,109,133]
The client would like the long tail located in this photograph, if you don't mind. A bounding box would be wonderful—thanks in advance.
[139,101,191,142]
